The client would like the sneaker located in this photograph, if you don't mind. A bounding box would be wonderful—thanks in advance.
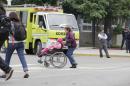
[38,59,43,64]
[5,69,14,81]
[70,64,77,68]
[100,56,103,58]
[0,75,6,78]
[24,73,29,78]
[100,55,103,58]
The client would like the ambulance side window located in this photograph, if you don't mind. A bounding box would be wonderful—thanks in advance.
[38,15,46,29]
[19,11,28,27]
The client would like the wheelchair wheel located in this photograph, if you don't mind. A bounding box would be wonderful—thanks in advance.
[44,61,50,68]
[37,59,43,64]
[50,52,67,68]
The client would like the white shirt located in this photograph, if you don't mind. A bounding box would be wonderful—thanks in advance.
[98,32,108,40]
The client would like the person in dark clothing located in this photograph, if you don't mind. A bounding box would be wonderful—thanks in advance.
[0,3,14,81]
[106,30,112,48]
[4,12,29,78]
[64,27,77,68]
[126,30,130,53]
[121,27,129,50]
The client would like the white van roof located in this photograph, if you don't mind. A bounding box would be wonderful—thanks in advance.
[36,12,73,15]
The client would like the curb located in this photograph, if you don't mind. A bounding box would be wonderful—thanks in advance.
[74,53,130,57]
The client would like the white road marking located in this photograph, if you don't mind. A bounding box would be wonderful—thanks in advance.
[9,63,130,73]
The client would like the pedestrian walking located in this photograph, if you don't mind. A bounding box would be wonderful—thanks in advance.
[4,12,29,78]
[121,27,129,50]
[126,29,130,53]
[0,3,14,81]
[98,29,111,58]
[106,30,112,48]
[64,27,77,68]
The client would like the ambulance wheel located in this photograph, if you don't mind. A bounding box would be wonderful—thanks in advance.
[44,61,50,68]
[34,41,42,55]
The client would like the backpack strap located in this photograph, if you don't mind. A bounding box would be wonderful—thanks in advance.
[12,33,15,47]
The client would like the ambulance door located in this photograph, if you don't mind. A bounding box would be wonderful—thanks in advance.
[37,15,48,48]
[32,14,48,54]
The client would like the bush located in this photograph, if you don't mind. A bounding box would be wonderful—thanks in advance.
[113,24,123,34]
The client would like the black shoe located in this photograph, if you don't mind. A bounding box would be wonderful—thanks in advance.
[24,73,29,78]
[107,57,111,58]
[70,64,77,68]
[100,55,103,58]
[0,75,6,78]
[38,59,43,64]
[5,69,14,81]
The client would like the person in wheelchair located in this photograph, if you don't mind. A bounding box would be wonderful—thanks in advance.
[37,38,63,57]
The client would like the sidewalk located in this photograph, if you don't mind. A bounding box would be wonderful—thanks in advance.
[74,47,130,57]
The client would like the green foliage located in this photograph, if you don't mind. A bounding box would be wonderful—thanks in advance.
[113,24,123,34]
[11,0,58,6]
[0,0,7,3]
[62,0,130,21]
[104,0,130,19]
[62,0,83,16]
[63,0,108,20]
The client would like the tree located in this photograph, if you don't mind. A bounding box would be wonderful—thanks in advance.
[79,0,108,47]
[0,0,7,3]
[63,0,108,47]
[104,0,130,33]
[10,0,58,6]
[62,0,83,17]
[62,0,130,47]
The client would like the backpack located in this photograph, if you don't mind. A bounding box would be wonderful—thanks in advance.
[0,15,11,41]
[12,22,27,41]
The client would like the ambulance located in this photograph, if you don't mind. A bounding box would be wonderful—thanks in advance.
[5,5,79,54]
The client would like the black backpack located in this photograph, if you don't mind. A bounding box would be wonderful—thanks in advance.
[13,22,27,41]
[0,15,11,41]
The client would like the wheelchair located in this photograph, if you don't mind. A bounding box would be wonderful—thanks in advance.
[37,48,68,68]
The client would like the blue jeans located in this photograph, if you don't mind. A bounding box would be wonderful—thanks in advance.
[65,48,77,65]
[0,40,11,73]
[5,42,28,72]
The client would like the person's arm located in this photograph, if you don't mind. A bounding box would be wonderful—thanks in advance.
[104,34,108,39]
[98,34,101,38]
[98,33,103,40]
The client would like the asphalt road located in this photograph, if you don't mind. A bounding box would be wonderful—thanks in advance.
[0,53,130,86]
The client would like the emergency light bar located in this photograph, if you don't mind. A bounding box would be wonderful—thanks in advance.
[34,7,59,12]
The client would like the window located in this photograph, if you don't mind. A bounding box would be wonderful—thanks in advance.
[38,15,46,29]
[81,23,92,32]
[47,14,78,30]
[19,11,28,27]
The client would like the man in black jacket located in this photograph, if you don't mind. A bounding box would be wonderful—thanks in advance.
[126,29,130,53]
[121,27,129,50]
[0,3,13,81]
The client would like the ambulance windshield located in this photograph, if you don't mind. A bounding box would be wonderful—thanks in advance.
[47,14,79,30]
